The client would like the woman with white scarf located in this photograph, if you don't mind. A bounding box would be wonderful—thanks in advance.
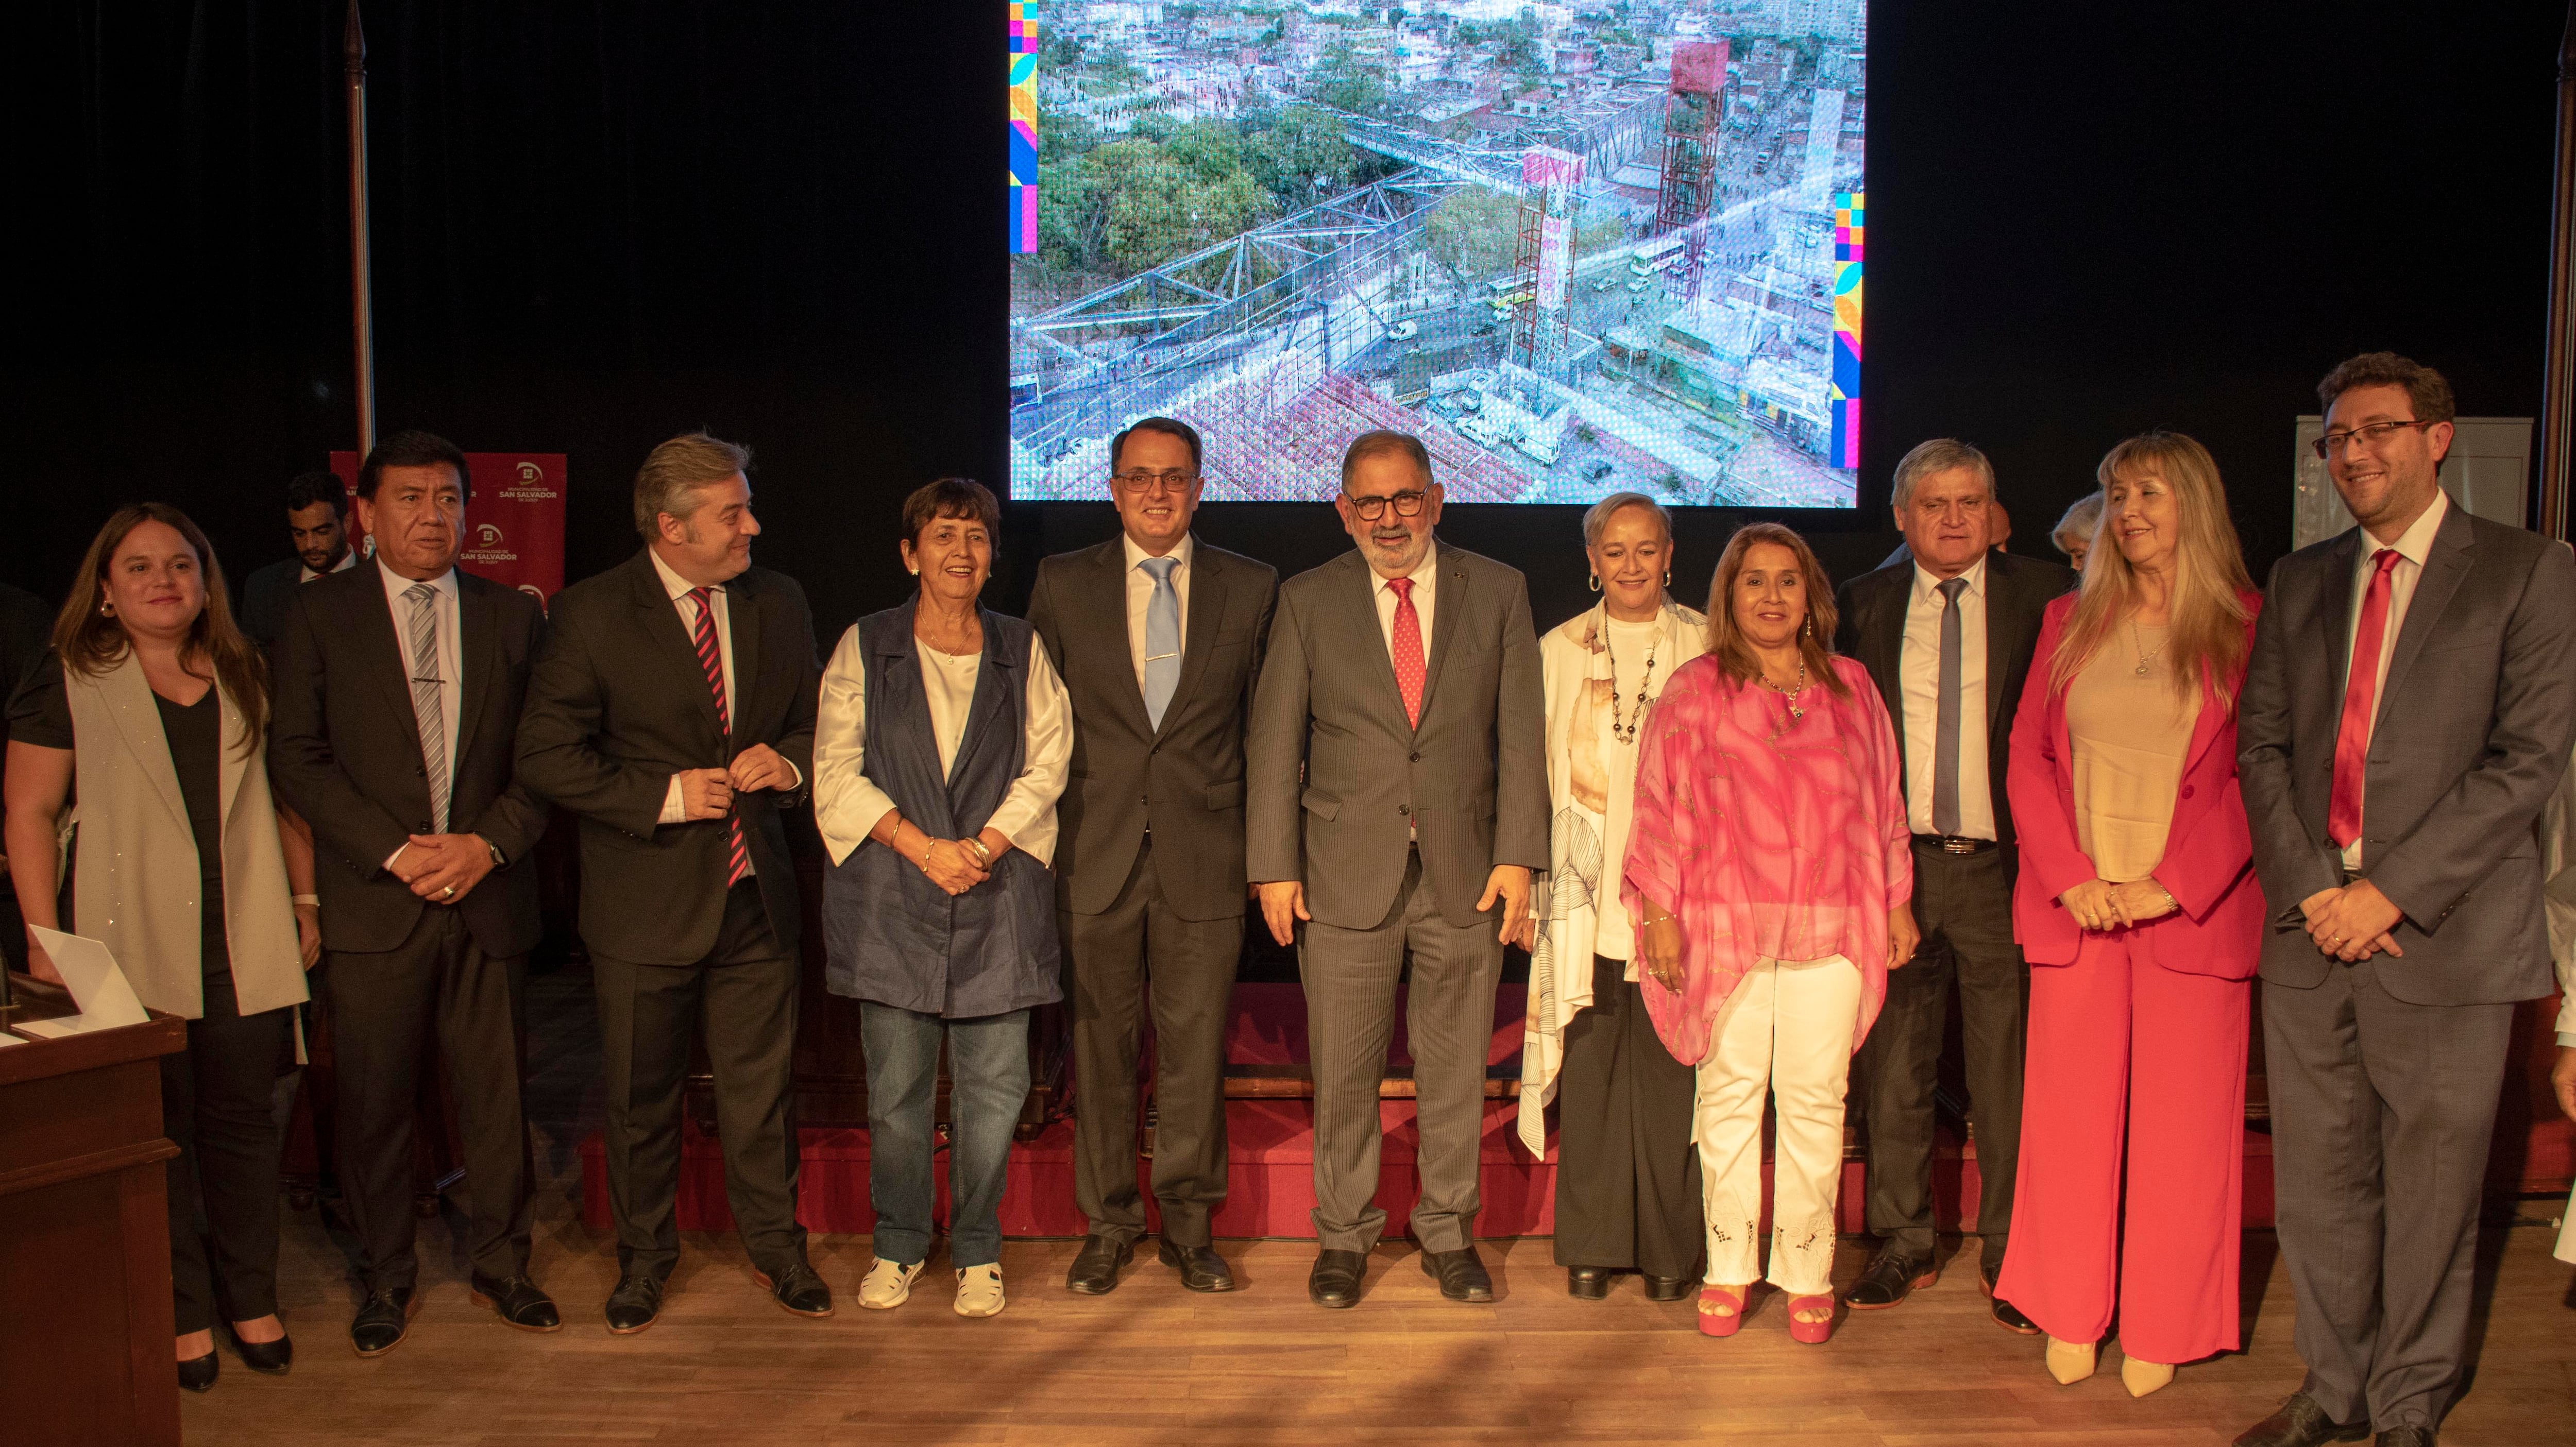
[1517,492,1707,1300]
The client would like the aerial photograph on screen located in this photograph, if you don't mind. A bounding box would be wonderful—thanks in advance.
[1009,2,1865,506]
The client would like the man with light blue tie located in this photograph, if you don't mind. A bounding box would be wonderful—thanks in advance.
[1028,417,1277,1295]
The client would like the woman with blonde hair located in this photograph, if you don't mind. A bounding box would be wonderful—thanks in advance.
[6,504,320,1392]
[1519,492,1708,1301]
[1995,430,2265,1396]
[1627,522,1915,1343]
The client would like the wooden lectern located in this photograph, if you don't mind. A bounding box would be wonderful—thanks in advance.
[0,982,185,1446]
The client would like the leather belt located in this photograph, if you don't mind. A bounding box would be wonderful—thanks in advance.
[1913,833,1996,856]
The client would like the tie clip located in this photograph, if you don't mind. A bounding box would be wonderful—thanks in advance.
[1144,651,1178,662]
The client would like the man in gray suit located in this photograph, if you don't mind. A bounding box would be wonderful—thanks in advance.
[2235,353,2576,1447]
[1247,429,1547,1309]
[1029,416,1277,1296]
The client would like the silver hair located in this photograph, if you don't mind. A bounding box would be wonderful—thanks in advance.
[1581,490,1672,548]
[632,431,751,540]
[1891,438,1997,512]
[2052,491,2104,549]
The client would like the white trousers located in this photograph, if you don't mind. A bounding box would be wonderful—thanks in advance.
[1694,955,1862,1295]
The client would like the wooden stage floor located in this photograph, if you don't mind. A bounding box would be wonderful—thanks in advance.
[178,971,2576,1446]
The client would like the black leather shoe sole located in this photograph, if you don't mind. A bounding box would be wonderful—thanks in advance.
[1567,1268,1611,1300]
[1642,1274,1694,1303]
[177,1353,219,1393]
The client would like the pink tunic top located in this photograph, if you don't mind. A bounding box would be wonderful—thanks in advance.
[1621,653,1912,1066]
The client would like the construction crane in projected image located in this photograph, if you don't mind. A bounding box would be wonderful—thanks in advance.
[1655,40,1730,303]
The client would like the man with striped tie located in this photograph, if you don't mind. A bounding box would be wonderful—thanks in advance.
[269,430,559,1355]
[517,431,826,1335]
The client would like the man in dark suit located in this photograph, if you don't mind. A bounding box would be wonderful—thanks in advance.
[1247,430,1547,1309]
[268,430,557,1354]
[515,431,827,1334]
[240,470,358,646]
[0,579,52,976]
[1028,416,1277,1296]
[2233,354,2576,1447]
[1834,439,2071,1332]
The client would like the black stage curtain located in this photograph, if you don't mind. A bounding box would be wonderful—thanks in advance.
[8,3,2567,637]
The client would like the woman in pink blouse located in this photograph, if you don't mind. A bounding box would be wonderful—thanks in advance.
[1629,522,1917,1344]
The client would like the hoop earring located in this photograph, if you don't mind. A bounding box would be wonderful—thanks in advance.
[1587,573,1601,593]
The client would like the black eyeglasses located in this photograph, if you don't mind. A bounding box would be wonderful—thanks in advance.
[2313,418,2432,459]
[1111,470,1200,493]
[1344,489,1429,521]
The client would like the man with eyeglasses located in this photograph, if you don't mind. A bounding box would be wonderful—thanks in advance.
[1247,429,1547,1309]
[2235,352,2576,1447]
[1027,416,1277,1296]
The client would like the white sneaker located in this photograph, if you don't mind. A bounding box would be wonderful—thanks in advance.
[858,1258,924,1310]
[953,1264,1006,1318]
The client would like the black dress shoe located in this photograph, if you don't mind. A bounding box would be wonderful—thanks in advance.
[1308,1248,1368,1308]
[1064,1234,1134,1295]
[350,1288,418,1357]
[229,1325,293,1374]
[604,1274,664,1335]
[1642,1274,1693,1303]
[470,1273,562,1332]
[1420,1247,1494,1303]
[2374,1431,2434,1447]
[755,1261,834,1318]
[1846,1249,1936,1310]
[2231,1391,2372,1447]
[1157,1240,1237,1292]
[1566,1265,1612,1300]
[177,1352,219,1393]
[1977,1261,2040,1334]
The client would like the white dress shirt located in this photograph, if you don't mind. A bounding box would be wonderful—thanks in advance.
[379,564,462,865]
[1368,547,1439,665]
[2339,486,2449,870]
[812,624,1073,868]
[1123,532,1193,691]
[1899,555,1996,840]
[649,548,799,844]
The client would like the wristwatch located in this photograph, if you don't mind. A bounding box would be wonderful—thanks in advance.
[485,839,508,868]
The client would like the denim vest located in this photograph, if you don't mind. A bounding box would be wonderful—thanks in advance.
[821,604,1061,1018]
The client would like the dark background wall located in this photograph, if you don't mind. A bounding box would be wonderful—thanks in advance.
[11,2,2567,638]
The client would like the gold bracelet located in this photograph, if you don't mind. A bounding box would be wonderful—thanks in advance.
[962,836,994,867]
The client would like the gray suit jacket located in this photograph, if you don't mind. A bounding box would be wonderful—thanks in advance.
[1247,542,1548,930]
[2239,503,2576,1003]
[1028,536,1278,922]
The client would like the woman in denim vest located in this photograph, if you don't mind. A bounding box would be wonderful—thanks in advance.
[813,478,1070,1319]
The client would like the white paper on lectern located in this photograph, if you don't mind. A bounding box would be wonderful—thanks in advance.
[24,925,150,1032]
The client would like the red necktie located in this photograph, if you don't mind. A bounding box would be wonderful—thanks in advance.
[2328,549,2403,850]
[688,587,752,887]
[1388,576,1426,728]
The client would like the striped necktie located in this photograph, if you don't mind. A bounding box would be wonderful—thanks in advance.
[403,583,449,834]
[687,587,751,887]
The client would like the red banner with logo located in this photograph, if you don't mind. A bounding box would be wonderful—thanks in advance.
[330,451,568,607]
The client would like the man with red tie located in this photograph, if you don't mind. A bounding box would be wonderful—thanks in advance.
[516,432,827,1335]
[2235,354,2576,1447]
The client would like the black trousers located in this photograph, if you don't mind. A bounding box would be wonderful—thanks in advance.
[2265,961,2514,1433]
[1551,955,1701,1279]
[1063,837,1241,1248]
[1857,842,2027,1260]
[163,972,295,1336]
[323,906,535,1292]
[593,879,804,1282]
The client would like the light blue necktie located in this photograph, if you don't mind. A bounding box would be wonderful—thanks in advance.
[1141,555,1181,729]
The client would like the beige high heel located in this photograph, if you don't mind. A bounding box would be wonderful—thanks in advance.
[2045,1336,2097,1385]
[2120,1355,2174,1398]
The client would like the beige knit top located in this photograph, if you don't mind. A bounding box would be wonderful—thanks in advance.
[2063,620,2202,884]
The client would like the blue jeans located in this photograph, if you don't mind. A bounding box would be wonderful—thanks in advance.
[860,1003,1030,1269]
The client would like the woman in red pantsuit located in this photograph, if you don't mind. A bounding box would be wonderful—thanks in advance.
[1994,430,2265,1399]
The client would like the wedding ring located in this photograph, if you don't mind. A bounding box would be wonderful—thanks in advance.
[442,884,456,898]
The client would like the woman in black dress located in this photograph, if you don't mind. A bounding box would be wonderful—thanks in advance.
[4,504,320,1391]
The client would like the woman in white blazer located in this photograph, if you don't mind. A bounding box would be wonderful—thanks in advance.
[5,504,318,1393]
[1516,492,1708,1301]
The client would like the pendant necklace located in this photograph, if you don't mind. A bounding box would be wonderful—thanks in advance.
[2128,617,2167,677]
[1762,656,1809,723]
[1603,611,1663,746]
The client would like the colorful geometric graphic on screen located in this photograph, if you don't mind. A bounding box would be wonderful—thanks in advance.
[1008,4,1039,254]
[1830,191,1865,471]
